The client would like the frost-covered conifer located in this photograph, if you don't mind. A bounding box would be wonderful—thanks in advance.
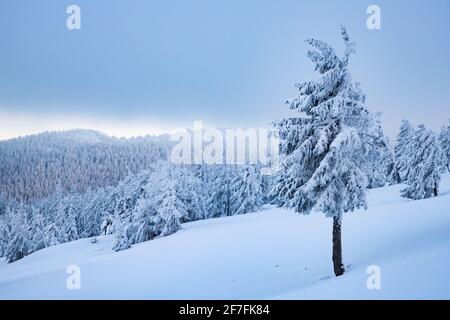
[80,189,105,238]
[0,192,7,216]
[273,27,377,276]
[159,189,185,237]
[112,218,130,252]
[176,167,207,222]
[231,166,263,215]
[30,207,48,251]
[0,216,10,257]
[208,166,235,217]
[438,118,450,171]
[100,215,114,235]
[45,222,61,247]
[130,194,160,244]
[158,168,186,237]
[401,125,445,199]
[392,120,415,183]
[6,205,32,263]
[55,198,79,243]
[359,114,393,188]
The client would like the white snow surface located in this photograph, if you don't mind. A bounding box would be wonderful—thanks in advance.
[1,174,450,299]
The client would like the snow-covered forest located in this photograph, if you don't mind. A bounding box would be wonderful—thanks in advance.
[0,129,173,201]
[1,26,450,298]
[0,156,269,261]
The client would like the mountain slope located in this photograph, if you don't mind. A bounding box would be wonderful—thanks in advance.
[1,174,449,299]
[0,129,172,201]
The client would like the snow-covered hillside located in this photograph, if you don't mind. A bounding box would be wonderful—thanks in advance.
[0,129,172,201]
[1,174,450,300]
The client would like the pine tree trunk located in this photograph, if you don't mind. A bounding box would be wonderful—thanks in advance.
[332,216,345,277]
[226,189,230,216]
[433,185,438,197]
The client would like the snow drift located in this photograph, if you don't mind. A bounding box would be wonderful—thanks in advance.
[0,174,449,299]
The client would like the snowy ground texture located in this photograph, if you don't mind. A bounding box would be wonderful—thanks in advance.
[1,174,450,299]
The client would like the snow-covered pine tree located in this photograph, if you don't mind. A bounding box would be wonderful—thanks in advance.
[261,173,273,204]
[358,113,393,188]
[0,215,10,257]
[100,186,122,235]
[207,165,235,218]
[131,198,156,244]
[30,207,48,251]
[100,215,114,235]
[438,118,450,171]
[176,166,207,222]
[382,136,395,183]
[45,222,61,247]
[129,182,162,245]
[111,171,147,234]
[230,165,263,215]
[274,26,377,276]
[157,166,187,237]
[401,124,445,199]
[392,120,415,183]
[6,205,32,263]
[0,192,7,216]
[110,175,142,244]
[55,197,79,243]
[80,188,108,238]
[112,218,130,252]
[158,188,184,237]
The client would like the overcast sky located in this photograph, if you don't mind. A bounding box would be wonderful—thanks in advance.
[1,0,449,140]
